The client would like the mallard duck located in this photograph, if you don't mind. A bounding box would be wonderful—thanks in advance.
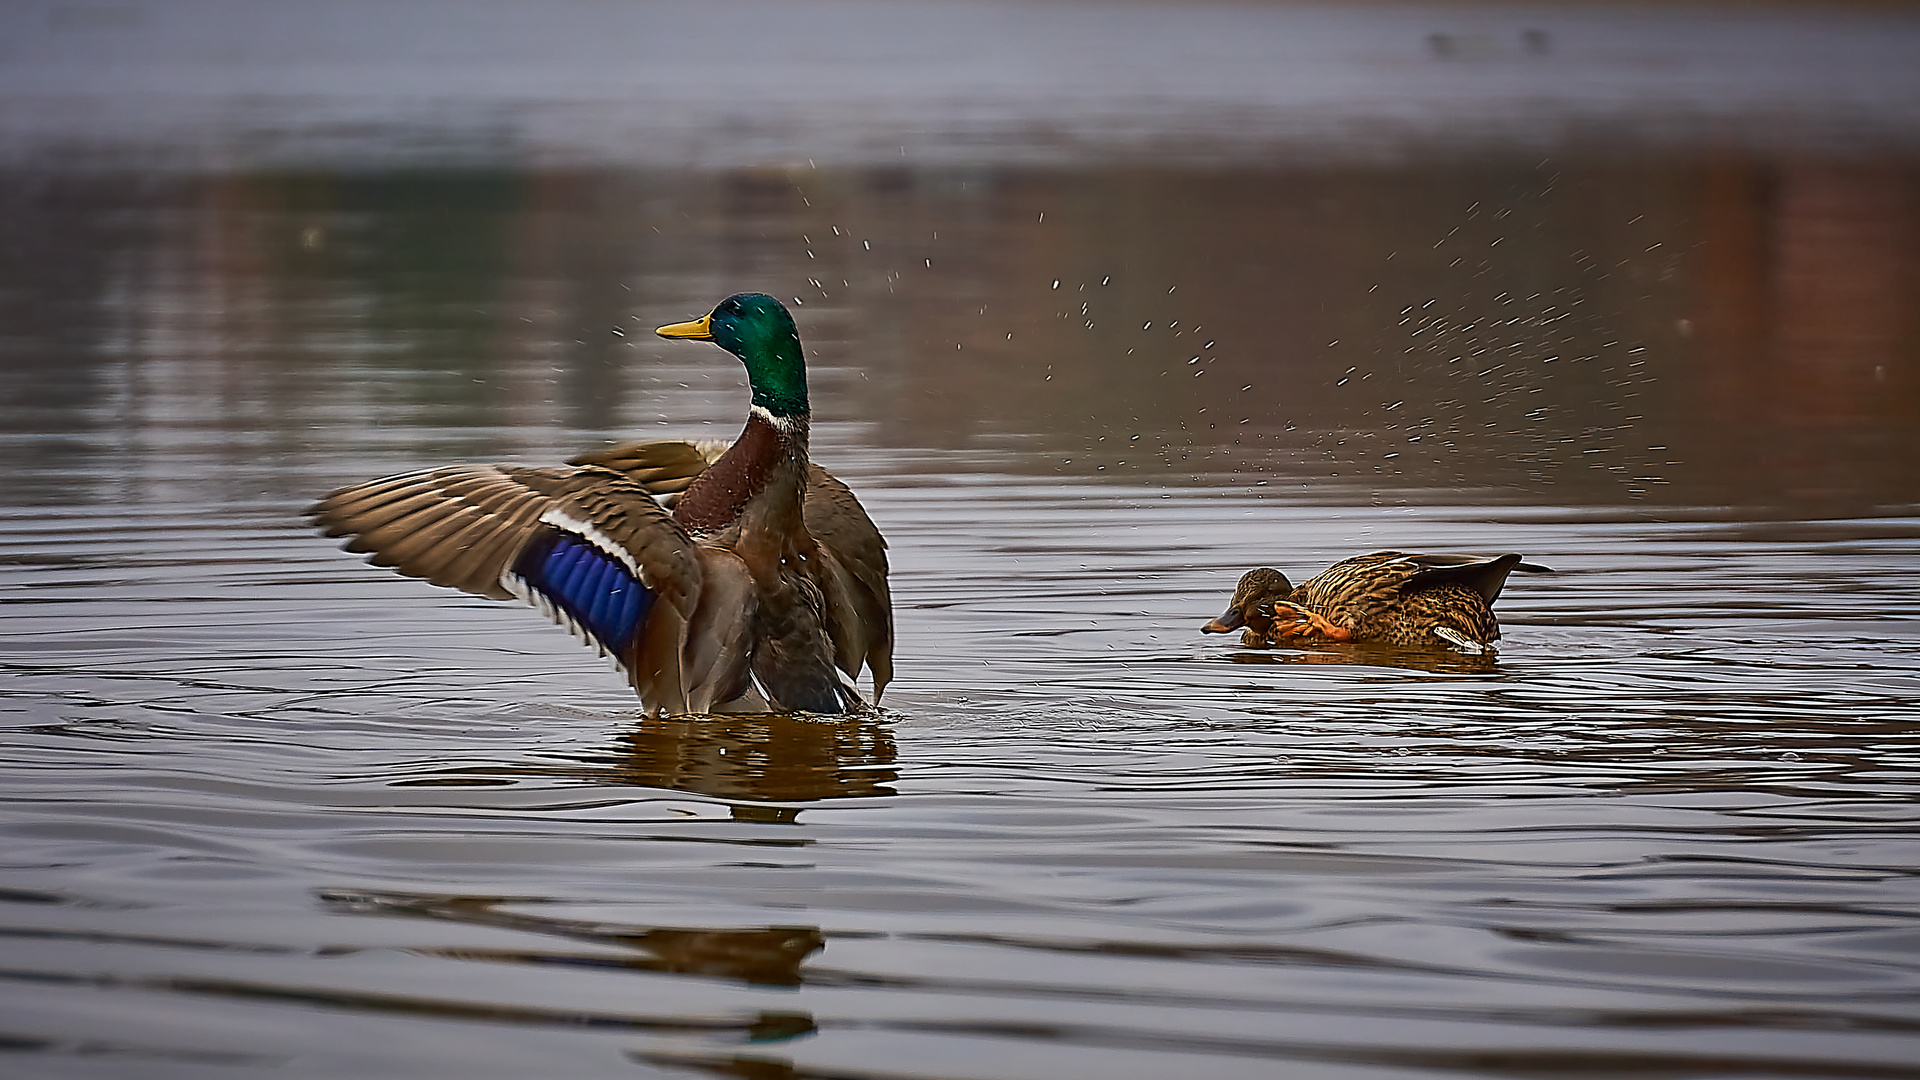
[309,293,891,716]
[1200,551,1549,654]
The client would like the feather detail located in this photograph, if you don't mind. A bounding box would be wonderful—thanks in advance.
[1205,551,1548,653]
[500,512,657,661]
[1431,626,1488,654]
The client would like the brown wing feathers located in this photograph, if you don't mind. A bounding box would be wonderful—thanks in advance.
[312,441,892,711]
[313,465,550,600]
[311,463,700,618]
[802,464,893,700]
[568,440,720,497]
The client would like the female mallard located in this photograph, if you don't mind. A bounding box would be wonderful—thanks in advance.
[1200,551,1549,654]
[310,293,891,716]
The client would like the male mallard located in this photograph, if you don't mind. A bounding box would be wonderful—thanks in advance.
[310,293,891,715]
[1200,551,1549,654]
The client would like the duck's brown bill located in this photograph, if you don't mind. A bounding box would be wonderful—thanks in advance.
[655,314,714,340]
[1201,608,1245,634]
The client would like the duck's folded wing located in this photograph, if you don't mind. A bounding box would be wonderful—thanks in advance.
[309,464,702,658]
[1305,552,1428,621]
[1396,552,1543,604]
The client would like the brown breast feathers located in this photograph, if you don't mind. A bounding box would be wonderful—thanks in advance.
[672,413,789,534]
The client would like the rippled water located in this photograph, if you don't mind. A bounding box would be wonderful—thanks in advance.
[7,4,1920,1078]
[11,472,1920,1080]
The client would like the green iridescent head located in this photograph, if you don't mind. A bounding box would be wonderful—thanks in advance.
[656,293,809,418]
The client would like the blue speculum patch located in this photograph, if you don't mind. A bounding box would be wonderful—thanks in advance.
[512,528,652,654]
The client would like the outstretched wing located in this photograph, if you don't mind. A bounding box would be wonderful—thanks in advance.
[309,463,702,664]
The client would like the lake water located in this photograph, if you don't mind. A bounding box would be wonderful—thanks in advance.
[5,3,1920,1078]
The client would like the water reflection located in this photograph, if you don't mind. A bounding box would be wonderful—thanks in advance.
[1690,161,1920,514]
[606,713,898,803]
[626,1052,823,1080]
[1218,645,1500,675]
[401,712,900,804]
[321,889,825,990]
[3,158,1915,516]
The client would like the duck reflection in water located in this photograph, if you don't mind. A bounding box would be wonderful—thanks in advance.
[1221,642,1503,675]
[612,711,898,805]
[323,889,824,990]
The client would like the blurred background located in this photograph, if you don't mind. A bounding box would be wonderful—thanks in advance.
[4,0,1917,515]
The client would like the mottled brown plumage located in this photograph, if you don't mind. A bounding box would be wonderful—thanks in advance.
[1201,551,1549,653]
[310,293,890,715]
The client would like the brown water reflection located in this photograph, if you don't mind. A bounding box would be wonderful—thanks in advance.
[610,715,899,803]
[394,714,898,803]
[324,890,825,989]
[3,156,1915,517]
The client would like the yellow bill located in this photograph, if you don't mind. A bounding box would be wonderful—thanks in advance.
[655,314,714,340]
